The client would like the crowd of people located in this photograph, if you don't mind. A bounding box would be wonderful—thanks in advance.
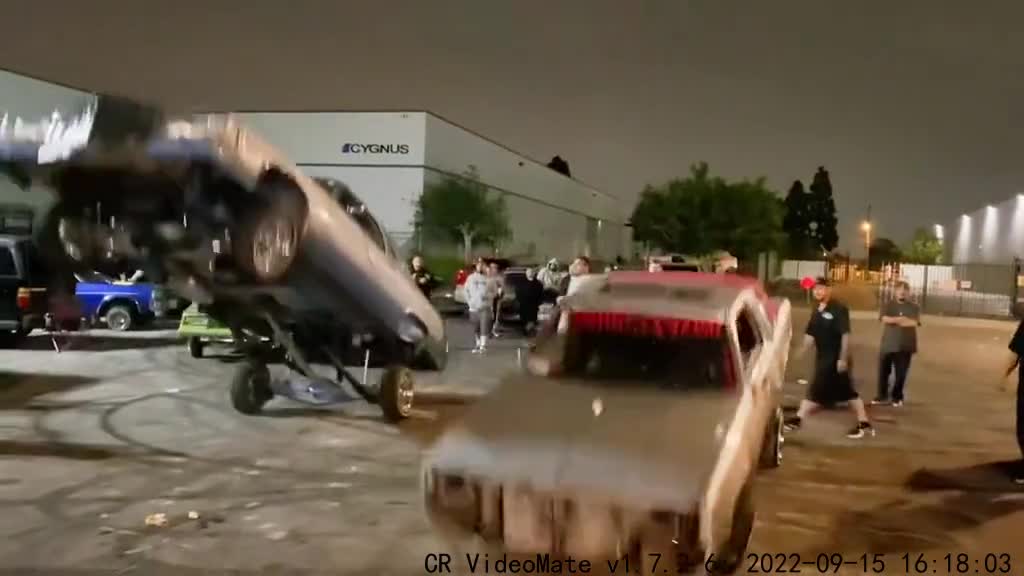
[407,255,1024,484]
[406,254,593,354]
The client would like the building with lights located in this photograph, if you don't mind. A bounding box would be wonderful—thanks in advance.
[944,195,1024,265]
[0,68,632,264]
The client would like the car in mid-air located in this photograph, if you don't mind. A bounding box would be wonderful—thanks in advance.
[421,271,792,573]
[0,94,447,421]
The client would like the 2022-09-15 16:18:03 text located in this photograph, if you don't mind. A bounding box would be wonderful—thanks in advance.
[422,552,1013,574]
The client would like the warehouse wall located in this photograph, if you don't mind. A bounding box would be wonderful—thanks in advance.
[422,114,629,261]
[0,70,95,230]
[946,195,1024,264]
[234,111,427,166]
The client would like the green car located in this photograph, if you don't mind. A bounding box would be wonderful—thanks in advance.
[178,303,235,358]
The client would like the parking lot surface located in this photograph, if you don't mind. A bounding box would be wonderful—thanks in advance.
[1,312,1023,575]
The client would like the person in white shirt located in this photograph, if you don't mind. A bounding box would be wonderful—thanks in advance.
[463,259,496,353]
[564,255,591,297]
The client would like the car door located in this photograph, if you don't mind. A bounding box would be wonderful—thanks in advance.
[701,293,769,552]
[0,241,21,326]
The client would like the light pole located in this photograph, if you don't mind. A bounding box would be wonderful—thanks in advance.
[861,220,872,279]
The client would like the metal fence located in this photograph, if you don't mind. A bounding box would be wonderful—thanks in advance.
[879,262,1018,318]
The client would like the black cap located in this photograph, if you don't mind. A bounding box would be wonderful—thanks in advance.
[814,276,831,287]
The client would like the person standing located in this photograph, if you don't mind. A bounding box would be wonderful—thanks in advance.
[518,267,544,336]
[784,277,875,439]
[563,255,591,298]
[873,281,921,407]
[487,261,505,338]
[1000,319,1024,484]
[408,255,438,300]
[464,259,495,353]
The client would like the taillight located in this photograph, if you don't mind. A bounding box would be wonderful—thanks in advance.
[16,288,30,310]
[455,269,468,286]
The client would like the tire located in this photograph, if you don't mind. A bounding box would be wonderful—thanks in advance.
[230,360,274,415]
[232,176,307,284]
[759,407,784,469]
[187,336,204,359]
[379,365,414,422]
[709,481,756,575]
[104,305,134,332]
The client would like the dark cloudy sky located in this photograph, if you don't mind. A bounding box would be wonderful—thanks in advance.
[2,1,1021,251]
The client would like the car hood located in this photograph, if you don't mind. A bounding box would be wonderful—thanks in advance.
[424,375,740,512]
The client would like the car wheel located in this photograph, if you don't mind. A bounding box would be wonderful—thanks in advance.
[709,481,755,575]
[379,365,414,422]
[187,336,204,359]
[759,407,784,469]
[104,305,134,332]
[232,177,307,284]
[230,360,274,415]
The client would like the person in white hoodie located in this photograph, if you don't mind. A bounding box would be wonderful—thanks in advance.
[463,259,496,353]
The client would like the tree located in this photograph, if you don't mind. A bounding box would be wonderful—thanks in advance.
[414,166,510,262]
[782,180,815,258]
[630,162,785,261]
[546,156,571,177]
[807,166,839,252]
[904,228,943,264]
[869,237,901,270]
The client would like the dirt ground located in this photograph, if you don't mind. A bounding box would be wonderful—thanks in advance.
[0,312,1022,575]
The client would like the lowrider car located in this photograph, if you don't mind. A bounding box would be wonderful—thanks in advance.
[0,94,447,421]
[421,271,792,573]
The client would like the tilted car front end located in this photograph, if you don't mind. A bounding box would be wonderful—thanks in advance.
[422,465,704,563]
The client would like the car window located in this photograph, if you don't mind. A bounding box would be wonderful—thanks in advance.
[735,307,764,371]
[541,312,736,391]
[20,242,51,285]
[0,246,17,277]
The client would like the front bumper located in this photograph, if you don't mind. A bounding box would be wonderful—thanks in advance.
[423,471,700,559]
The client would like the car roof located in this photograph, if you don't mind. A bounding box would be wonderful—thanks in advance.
[564,271,759,323]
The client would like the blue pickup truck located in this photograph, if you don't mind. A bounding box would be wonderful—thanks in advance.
[74,271,180,331]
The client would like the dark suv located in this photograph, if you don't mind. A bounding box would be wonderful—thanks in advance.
[0,235,52,347]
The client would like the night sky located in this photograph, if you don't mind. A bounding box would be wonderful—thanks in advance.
[2,1,1021,251]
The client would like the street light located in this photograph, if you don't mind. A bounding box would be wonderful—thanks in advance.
[861,220,872,278]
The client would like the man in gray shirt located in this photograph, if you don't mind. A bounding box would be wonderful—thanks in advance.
[873,281,921,407]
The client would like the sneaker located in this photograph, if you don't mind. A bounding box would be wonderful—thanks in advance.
[892,400,904,408]
[870,398,890,406]
[783,417,802,432]
[1013,476,1024,485]
[471,346,482,354]
[847,422,875,439]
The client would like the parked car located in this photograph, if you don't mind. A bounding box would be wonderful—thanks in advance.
[74,271,180,331]
[422,271,793,574]
[0,234,54,346]
[178,302,269,359]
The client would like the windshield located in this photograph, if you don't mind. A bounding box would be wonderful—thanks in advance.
[537,312,737,391]
[75,271,112,284]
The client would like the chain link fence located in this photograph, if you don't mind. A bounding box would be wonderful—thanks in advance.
[879,262,1019,318]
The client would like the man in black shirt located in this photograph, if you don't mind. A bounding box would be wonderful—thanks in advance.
[408,255,438,300]
[873,281,921,407]
[1000,319,1024,484]
[784,277,875,439]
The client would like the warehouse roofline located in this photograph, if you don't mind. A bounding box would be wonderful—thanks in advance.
[201,108,621,205]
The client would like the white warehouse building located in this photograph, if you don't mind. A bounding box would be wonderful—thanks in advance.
[0,69,632,265]
[235,111,631,263]
[944,194,1024,264]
